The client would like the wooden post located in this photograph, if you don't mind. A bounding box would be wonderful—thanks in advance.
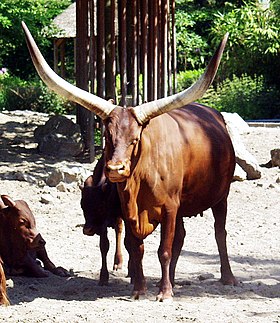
[76,0,93,157]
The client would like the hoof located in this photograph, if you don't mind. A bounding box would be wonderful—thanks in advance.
[52,266,70,277]
[98,279,109,286]
[221,276,239,286]
[131,289,146,300]
[113,263,122,271]
[156,292,173,302]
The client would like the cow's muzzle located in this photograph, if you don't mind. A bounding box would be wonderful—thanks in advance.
[83,226,95,236]
[105,160,130,182]
[29,233,46,250]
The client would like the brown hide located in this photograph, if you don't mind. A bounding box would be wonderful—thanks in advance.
[81,155,125,285]
[0,257,9,306]
[104,103,237,299]
[0,195,69,279]
[105,104,235,236]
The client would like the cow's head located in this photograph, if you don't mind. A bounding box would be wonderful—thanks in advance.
[22,22,228,183]
[0,195,45,250]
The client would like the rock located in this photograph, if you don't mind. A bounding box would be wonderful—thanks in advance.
[271,149,280,167]
[198,273,215,281]
[46,166,92,188]
[222,112,250,135]
[40,194,55,204]
[7,172,38,184]
[223,112,262,180]
[34,115,84,157]
[233,164,247,181]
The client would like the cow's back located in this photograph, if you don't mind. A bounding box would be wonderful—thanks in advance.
[130,103,235,217]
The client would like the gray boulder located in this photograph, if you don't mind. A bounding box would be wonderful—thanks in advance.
[34,115,84,157]
[222,112,262,180]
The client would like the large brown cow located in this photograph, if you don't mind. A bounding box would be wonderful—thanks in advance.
[22,22,238,301]
[81,154,124,285]
[0,195,69,279]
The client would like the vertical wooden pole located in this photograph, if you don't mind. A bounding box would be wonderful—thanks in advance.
[153,0,158,100]
[171,0,177,94]
[140,0,148,104]
[76,0,93,154]
[97,0,106,98]
[119,0,127,107]
[131,0,138,106]
[105,0,116,101]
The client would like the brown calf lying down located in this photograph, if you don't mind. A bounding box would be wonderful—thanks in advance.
[0,195,69,305]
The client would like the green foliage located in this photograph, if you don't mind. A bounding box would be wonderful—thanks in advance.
[0,72,74,114]
[0,0,72,77]
[210,2,280,80]
[176,69,204,91]
[175,5,214,70]
[198,74,280,119]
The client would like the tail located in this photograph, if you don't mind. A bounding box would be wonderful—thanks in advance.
[0,258,10,306]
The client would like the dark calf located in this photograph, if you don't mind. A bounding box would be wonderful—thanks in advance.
[0,195,69,279]
[81,155,125,285]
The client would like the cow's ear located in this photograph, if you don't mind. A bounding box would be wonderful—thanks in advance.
[1,195,16,208]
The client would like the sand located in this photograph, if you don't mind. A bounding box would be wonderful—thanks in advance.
[0,110,279,323]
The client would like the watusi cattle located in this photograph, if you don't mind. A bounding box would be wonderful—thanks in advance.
[0,257,9,306]
[23,21,238,301]
[0,195,69,279]
[81,154,124,285]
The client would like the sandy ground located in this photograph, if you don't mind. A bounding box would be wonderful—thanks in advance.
[0,110,279,323]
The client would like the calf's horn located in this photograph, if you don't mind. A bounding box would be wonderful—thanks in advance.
[132,33,229,124]
[21,21,116,120]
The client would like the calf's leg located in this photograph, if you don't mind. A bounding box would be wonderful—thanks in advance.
[211,197,238,286]
[125,224,146,299]
[113,217,123,270]
[169,216,186,287]
[36,247,69,277]
[99,230,110,285]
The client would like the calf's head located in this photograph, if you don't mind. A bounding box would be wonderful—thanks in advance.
[22,21,228,183]
[81,176,108,236]
[0,195,45,250]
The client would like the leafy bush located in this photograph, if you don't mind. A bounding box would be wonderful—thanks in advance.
[198,74,280,120]
[176,69,204,92]
[0,72,74,114]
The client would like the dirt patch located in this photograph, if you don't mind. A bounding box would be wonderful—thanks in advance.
[0,111,279,322]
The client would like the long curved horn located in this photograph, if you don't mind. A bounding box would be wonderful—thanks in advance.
[132,33,229,124]
[21,21,116,120]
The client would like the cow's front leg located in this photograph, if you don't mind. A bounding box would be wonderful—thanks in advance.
[36,247,69,277]
[125,224,146,299]
[99,230,110,285]
[157,211,177,301]
[212,198,238,286]
[113,217,123,270]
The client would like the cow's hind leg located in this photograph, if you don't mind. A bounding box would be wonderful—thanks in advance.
[99,231,110,285]
[113,217,123,270]
[212,197,238,286]
[170,216,186,287]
